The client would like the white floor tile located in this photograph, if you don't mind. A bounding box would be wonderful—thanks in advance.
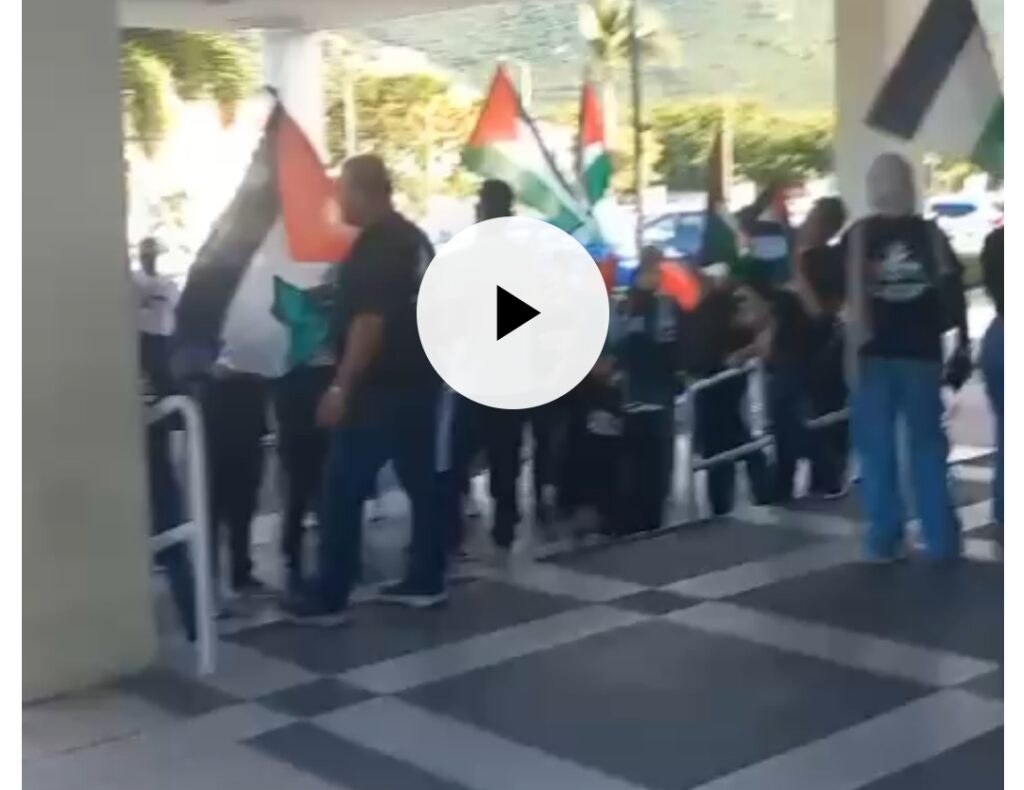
[667,602,997,687]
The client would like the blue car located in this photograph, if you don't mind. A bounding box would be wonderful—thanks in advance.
[642,210,707,263]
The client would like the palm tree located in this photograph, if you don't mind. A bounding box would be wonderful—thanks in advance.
[120,30,255,157]
[577,0,677,147]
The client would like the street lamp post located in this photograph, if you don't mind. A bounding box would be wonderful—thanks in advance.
[630,0,644,252]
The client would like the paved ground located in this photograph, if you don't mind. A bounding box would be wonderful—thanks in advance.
[24,446,1001,790]
[24,304,1002,789]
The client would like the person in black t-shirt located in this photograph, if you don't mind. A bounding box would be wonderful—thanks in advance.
[737,181,796,286]
[139,333,196,642]
[979,227,1003,535]
[285,155,444,624]
[745,278,811,502]
[440,180,563,563]
[685,280,772,516]
[792,197,850,498]
[757,196,850,502]
[617,248,687,533]
[844,152,968,562]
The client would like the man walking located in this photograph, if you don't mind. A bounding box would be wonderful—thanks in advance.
[285,155,445,624]
[133,237,179,381]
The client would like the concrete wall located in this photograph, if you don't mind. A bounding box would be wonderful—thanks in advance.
[24,0,156,700]
[835,0,927,218]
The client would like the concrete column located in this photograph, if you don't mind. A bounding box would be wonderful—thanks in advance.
[835,0,927,218]
[262,30,326,157]
[23,0,156,699]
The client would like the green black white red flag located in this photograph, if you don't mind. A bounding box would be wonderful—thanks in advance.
[463,66,590,233]
[867,0,1002,174]
[175,101,356,377]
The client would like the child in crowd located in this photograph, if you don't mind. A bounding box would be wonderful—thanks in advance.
[558,326,626,537]
[727,196,849,503]
[686,275,772,516]
[751,196,849,502]
[794,197,850,497]
[617,248,688,534]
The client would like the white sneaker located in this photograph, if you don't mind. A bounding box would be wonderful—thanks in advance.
[375,581,449,609]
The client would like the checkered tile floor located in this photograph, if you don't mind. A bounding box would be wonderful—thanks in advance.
[24,456,1002,790]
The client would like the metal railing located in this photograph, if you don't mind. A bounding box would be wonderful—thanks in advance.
[678,360,771,521]
[147,395,216,676]
[677,361,851,521]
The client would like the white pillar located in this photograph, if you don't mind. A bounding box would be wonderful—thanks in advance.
[262,30,326,158]
[24,0,156,699]
[835,0,928,218]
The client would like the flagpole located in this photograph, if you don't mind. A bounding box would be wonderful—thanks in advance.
[630,0,645,254]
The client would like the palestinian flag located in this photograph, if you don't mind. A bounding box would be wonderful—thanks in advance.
[867,0,1002,174]
[698,122,739,269]
[175,101,355,378]
[578,80,612,205]
[463,66,589,232]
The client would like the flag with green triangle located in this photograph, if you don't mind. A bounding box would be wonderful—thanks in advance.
[578,80,612,206]
[463,67,589,233]
[175,100,356,377]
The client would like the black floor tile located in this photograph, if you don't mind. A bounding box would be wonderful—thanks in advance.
[405,620,927,790]
[971,523,1002,542]
[552,518,818,586]
[116,668,238,718]
[730,561,1003,660]
[959,453,995,468]
[962,669,1003,700]
[789,478,992,522]
[249,722,468,790]
[861,729,1002,790]
[258,678,373,718]
[229,580,578,674]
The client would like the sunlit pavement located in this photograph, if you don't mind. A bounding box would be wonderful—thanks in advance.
[24,303,1002,789]
[25,433,1001,790]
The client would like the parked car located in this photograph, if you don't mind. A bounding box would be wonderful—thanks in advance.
[925,193,1003,256]
[642,210,707,263]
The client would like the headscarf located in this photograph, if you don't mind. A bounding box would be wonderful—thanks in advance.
[865,152,917,217]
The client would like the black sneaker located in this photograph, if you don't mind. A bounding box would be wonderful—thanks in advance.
[375,581,448,609]
[281,594,350,627]
[819,481,851,501]
[233,577,276,600]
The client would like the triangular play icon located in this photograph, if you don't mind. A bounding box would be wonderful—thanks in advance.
[496,285,540,340]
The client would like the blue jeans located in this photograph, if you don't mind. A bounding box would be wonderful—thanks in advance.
[847,354,958,557]
[316,391,445,609]
[852,357,960,560]
[981,317,1004,525]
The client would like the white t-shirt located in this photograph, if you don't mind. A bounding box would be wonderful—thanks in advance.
[133,270,180,336]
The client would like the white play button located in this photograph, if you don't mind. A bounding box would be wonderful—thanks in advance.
[417,216,610,410]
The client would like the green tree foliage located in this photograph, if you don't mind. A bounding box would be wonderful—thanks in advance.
[578,0,679,76]
[650,99,833,189]
[120,29,256,156]
[324,69,479,211]
[929,156,993,193]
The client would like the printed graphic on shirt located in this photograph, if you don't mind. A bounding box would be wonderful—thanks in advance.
[872,241,930,302]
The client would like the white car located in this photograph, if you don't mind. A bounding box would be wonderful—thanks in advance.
[925,193,1003,256]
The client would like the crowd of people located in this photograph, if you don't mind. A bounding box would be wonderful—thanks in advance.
[135,150,1005,637]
